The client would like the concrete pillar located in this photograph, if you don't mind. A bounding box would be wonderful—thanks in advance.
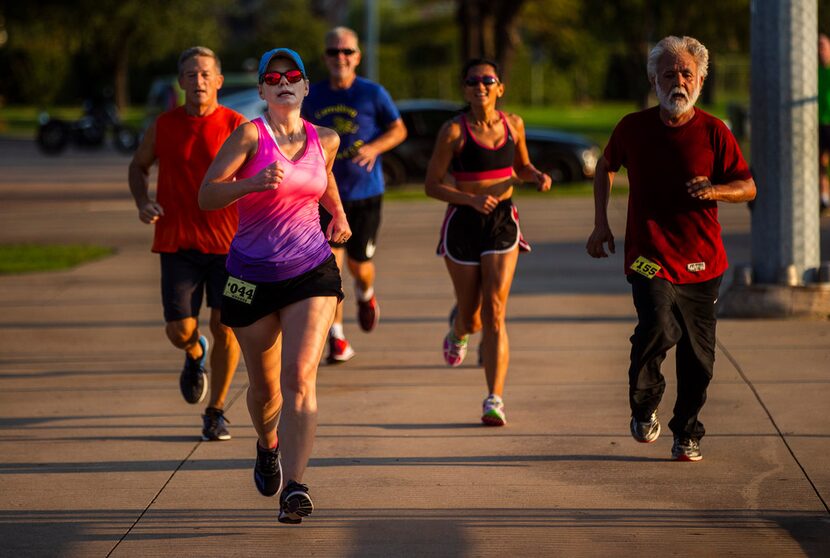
[719,0,830,318]
[364,0,379,82]
[749,0,820,285]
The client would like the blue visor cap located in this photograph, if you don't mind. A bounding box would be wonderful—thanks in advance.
[258,48,306,79]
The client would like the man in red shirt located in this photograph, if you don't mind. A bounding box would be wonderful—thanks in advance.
[129,46,246,441]
[586,36,756,462]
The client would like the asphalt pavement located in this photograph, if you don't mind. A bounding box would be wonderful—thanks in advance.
[0,138,828,557]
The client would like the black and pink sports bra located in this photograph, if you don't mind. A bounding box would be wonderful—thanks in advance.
[450,112,515,181]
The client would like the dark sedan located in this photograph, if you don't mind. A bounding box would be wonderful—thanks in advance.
[382,99,600,186]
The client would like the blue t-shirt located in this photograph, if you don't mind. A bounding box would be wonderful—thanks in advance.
[303,77,401,201]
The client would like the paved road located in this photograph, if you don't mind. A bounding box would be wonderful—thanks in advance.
[0,139,828,557]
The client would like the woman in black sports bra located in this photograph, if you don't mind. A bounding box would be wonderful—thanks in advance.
[425,58,551,427]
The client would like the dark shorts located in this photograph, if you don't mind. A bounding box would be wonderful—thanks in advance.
[220,254,344,328]
[160,250,229,322]
[319,194,382,262]
[821,125,830,154]
[436,199,530,265]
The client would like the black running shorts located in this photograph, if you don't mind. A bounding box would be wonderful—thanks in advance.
[160,250,229,322]
[220,255,344,328]
[319,194,382,262]
[436,199,530,265]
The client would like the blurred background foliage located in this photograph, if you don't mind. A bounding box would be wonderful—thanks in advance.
[1,0,829,110]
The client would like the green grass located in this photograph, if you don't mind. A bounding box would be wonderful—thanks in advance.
[507,100,737,145]
[506,102,634,145]
[0,244,115,274]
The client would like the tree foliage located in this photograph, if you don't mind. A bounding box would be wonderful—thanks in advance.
[577,0,751,106]
[456,0,526,83]
[0,0,788,108]
[1,0,228,108]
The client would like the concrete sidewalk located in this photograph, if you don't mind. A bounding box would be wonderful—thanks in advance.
[0,139,828,557]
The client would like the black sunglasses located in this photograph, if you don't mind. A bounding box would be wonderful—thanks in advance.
[325,48,357,57]
[464,75,499,87]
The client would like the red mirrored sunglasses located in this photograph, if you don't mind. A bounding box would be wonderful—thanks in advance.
[260,69,305,85]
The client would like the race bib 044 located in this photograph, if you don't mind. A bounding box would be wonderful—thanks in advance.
[224,276,256,304]
[630,256,661,279]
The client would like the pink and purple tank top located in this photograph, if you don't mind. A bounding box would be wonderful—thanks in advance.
[226,117,332,282]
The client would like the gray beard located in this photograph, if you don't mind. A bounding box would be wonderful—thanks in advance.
[656,83,700,117]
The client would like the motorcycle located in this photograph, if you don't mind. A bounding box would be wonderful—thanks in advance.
[36,99,139,155]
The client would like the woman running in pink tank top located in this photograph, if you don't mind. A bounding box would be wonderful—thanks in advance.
[199,48,350,524]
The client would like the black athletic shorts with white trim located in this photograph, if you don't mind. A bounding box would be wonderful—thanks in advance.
[160,250,229,322]
[436,199,530,265]
[220,255,344,328]
[319,194,382,262]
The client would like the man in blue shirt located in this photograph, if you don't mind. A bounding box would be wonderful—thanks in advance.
[304,26,407,363]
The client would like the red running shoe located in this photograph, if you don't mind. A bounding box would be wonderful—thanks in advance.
[326,336,355,364]
[357,295,380,332]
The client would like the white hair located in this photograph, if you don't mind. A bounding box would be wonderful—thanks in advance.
[325,26,360,50]
[647,36,709,81]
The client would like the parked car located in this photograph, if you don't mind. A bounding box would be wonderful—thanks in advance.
[213,87,266,121]
[216,94,600,186]
[384,99,600,186]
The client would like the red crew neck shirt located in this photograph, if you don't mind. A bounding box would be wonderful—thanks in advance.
[604,106,752,284]
[152,105,245,254]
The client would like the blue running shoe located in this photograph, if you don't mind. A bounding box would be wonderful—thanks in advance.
[179,335,208,404]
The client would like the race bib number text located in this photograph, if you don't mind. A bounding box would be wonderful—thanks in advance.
[630,256,661,279]
[224,277,256,304]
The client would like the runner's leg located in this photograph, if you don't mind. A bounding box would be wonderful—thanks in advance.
[235,313,283,450]
[277,296,337,482]
[479,248,519,397]
[445,259,482,338]
[207,308,240,409]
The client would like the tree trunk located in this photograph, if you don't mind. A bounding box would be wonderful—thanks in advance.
[114,42,130,112]
[457,0,525,85]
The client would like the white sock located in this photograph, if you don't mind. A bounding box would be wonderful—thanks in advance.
[355,285,374,302]
[329,323,345,340]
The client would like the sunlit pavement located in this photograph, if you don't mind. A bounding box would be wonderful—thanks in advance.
[1,138,828,557]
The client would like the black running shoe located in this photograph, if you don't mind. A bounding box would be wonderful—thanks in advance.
[179,335,208,404]
[278,481,314,524]
[671,436,703,462]
[630,411,661,443]
[254,442,282,496]
[201,407,231,441]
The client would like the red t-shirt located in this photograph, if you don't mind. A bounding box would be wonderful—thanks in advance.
[604,107,752,284]
[152,105,245,254]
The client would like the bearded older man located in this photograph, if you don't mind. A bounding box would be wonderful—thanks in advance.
[586,36,756,462]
